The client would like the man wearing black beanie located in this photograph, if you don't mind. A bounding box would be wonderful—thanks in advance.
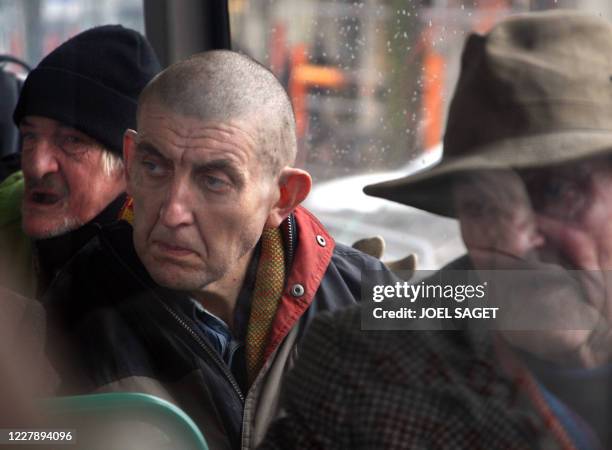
[0,25,161,297]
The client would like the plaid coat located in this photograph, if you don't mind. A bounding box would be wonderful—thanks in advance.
[259,305,573,450]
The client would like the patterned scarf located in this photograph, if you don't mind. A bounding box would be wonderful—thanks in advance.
[120,199,285,385]
[246,227,285,385]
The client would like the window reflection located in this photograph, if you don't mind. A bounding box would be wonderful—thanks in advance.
[230,0,612,269]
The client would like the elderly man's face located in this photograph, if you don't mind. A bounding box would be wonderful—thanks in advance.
[454,157,612,272]
[454,158,612,366]
[125,102,279,291]
[19,116,125,238]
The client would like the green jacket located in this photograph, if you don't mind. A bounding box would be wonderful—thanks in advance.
[0,171,35,297]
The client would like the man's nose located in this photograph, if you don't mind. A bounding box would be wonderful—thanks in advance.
[21,138,60,179]
[159,181,195,228]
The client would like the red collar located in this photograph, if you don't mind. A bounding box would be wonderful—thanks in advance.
[264,206,335,359]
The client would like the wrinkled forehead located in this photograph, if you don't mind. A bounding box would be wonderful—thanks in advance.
[138,100,276,172]
[138,101,254,142]
[135,105,263,178]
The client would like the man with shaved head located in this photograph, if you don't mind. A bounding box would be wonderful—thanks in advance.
[44,50,394,449]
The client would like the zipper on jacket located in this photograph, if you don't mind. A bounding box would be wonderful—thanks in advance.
[157,298,246,403]
[285,213,296,270]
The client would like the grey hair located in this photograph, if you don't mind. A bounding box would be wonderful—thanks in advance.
[138,50,297,174]
[101,150,124,176]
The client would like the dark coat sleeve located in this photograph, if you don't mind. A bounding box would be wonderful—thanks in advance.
[258,308,349,450]
[259,306,559,450]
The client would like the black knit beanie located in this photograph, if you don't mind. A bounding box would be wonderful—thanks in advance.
[13,25,161,156]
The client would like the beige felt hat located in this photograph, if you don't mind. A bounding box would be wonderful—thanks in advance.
[364,10,612,217]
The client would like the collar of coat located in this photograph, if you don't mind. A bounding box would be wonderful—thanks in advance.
[119,199,336,361]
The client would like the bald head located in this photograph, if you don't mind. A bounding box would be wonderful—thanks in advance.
[139,50,297,174]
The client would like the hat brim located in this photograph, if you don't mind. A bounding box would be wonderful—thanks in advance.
[364,130,612,218]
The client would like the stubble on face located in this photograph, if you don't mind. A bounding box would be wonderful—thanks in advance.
[20,116,125,239]
[128,105,276,298]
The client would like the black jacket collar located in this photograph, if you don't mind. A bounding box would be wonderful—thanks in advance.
[34,193,127,293]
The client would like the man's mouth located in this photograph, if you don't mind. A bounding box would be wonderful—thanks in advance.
[154,240,197,257]
[28,191,62,205]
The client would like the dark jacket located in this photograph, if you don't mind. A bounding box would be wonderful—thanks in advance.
[445,255,605,449]
[258,305,576,450]
[44,206,395,450]
[0,172,126,298]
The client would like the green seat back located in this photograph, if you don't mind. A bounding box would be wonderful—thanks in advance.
[43,393,208,450]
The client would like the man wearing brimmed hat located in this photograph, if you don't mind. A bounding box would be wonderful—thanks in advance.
[0,25,160,298]
[260,10,611,450]
[366,11,612,215]
[362,9,612,448]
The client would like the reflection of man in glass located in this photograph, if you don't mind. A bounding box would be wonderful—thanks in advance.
[260,10,612,450]
[365,9,612,448]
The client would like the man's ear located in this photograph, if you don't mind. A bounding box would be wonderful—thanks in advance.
[265,167,312,228]
[123,129,137,195]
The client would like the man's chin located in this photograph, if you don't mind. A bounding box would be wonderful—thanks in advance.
[146,263,216,292]
[22,215,83,239]
[151,273,205,292]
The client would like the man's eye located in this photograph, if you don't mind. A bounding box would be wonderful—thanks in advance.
[58,134,88,155]
[543,180,576,201]
[64,135,82,143]
[20,131,35,142]
[202,175,230,192]
[545,184,562,199]
[531,178,585,220]
[141,159,166,177]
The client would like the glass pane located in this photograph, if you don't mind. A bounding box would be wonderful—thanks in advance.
[229,0,612,269]
[0,0,144,70]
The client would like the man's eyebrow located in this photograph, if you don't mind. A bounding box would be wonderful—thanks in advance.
[135,141,170,163]
[19,118,34,128]
[194,159,246,188]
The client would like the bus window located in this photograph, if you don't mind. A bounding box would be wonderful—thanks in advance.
[0,0,145,170]
[229,0,612,269]
[0,0,144,68]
